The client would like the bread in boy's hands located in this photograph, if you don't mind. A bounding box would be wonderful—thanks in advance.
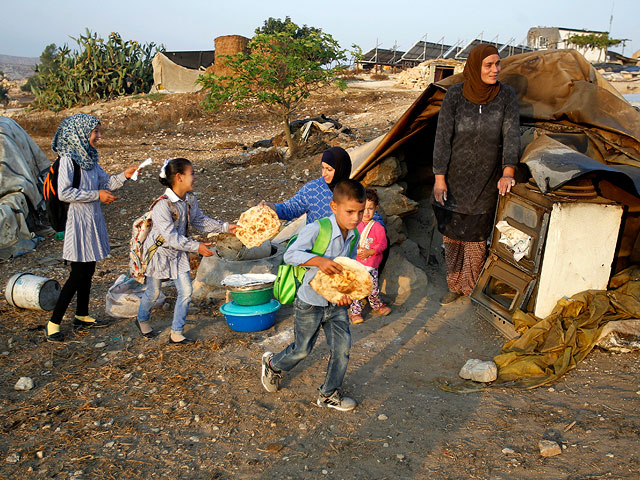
[235,205,281,249]
[310,257,373,303]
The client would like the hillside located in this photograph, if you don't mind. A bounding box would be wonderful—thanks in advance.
[0,54,37,79]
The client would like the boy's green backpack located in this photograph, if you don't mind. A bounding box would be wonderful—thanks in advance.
[273,217,359,305]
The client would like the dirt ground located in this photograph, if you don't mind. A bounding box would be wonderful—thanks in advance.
[0,78,639,480]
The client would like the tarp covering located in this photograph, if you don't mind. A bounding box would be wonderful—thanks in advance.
[0,117,50,257]
[353,49,640,190]
[149,52,203,94]
[494,266,640,388]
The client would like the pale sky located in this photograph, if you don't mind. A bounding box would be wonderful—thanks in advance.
[2,0,637,59]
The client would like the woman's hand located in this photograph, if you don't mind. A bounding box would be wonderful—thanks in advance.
[198,242,214,257]
[98,190,118,204]
[123,166,137,179]
[228,224,239,235]
[498,176,516,196]
[433,175,448,206]
[259,201,277,212]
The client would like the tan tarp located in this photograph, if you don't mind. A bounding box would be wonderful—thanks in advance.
[0,116,50,256]
[494,266,640,388]
[353,49,640,180]
[149,52,203,94]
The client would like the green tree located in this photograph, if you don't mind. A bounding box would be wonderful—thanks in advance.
[567,33,622,62]
[21,43,58,93]
[0,71,8,103]
[198,21,347,155]
[255,16,321,39]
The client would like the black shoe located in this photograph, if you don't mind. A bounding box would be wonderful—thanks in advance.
[44,329,64,343]
[134,319,158,339]
[73,316,110,329]
[169,335,196,344]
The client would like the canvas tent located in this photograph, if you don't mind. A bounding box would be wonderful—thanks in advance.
[0,117,51,258]
[149,52,208,94]
[353,49,640,269]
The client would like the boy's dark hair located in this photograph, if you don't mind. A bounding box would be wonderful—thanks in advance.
[365,188,379,206]
[332,179,366,204]
[159,158,192,187]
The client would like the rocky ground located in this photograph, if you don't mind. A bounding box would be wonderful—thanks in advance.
[0,77,638,480]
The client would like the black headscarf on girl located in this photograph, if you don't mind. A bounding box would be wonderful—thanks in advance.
[321,147,352,191]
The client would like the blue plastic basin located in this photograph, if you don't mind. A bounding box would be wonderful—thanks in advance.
[219,299,281,332]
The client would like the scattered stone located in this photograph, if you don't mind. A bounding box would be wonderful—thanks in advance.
[178,400,187,408]
[384,215,407,245]
[299,423,307,430]
[263,443,283,453]
[14,376,34,391]
[36,450,44,459]
[104,442,115,448]
[5,452,20,463]
[383,442,389,448]
[396,454,405,460]
[189,436,200,443]
[322,469,328,475]
[538,440,562,457]
[94,342,106,348]
[502,447,515,455]
[380,246,428,305]
[377,414,388,421]
[459,359,498,383]
[377,184,419,217]
[362,156,407,187]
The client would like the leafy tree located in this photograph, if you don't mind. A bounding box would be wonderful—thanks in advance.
[256,16,321,39]
[567,33,622,62]
[198,21,347,155]
[29,29,161,110]
[21,43,58,93]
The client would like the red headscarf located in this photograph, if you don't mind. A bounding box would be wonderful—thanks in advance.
[462,43,501,105]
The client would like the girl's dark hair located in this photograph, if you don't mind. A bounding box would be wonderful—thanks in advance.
[366,188,379,206]
[159,158,192,187]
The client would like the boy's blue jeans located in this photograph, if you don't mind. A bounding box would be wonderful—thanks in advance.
[137,272,193,333]
[271,297,351,396]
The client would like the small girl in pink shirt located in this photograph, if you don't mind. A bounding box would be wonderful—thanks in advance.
[350,189,391,324]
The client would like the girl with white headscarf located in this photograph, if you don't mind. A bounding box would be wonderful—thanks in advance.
[46,114,137,342]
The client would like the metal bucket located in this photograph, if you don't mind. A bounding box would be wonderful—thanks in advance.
[5,273,61,311]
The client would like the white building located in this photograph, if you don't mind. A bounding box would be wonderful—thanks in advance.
[527,27,609,63]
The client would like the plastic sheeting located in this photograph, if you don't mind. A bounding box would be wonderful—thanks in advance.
[0,117,50,257]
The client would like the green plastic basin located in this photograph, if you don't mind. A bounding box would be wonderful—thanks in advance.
[230,285,274,306]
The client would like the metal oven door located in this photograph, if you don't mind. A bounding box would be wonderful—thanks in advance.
[491,190,550,274]
[471,254,537,339]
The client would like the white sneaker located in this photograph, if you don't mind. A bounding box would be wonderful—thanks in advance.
[316,390,357,412]
[261,352,281,393]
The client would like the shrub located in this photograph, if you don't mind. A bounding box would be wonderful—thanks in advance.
[29,29,162,111]
[0,71,8,103]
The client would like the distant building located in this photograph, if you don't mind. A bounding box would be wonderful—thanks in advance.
[527,27,608,63]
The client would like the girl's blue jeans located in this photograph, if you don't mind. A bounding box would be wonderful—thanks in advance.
[271,296,351,396]
[137,272,192,333]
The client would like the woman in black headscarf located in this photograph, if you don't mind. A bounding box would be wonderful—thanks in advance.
[432,43,520,305]
[265,146,383,225]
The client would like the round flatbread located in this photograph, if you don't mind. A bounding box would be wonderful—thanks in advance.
[310,257,373,303]
[235,205,281,249]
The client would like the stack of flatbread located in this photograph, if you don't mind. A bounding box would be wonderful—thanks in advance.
[235,205,281,249]
[310,257,373,303]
